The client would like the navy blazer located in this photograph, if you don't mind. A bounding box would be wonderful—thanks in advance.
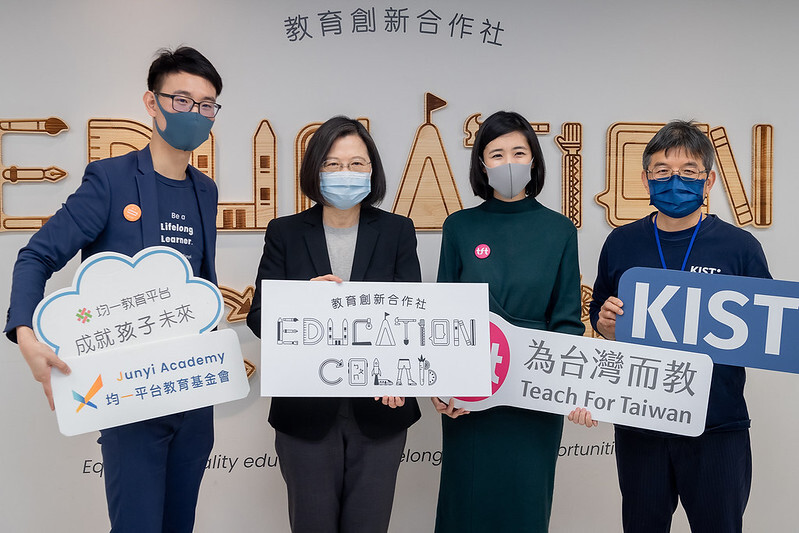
[5,146,218,342]
[247,204,423,440]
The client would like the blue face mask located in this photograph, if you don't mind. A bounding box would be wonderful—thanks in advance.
[319,171,372,210]
[155,98,214,152]
[648,175,706,218]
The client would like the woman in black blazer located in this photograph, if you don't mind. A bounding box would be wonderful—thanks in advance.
[247,116,422,533]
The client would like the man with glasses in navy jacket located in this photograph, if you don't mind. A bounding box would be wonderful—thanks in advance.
[5,47,223,533]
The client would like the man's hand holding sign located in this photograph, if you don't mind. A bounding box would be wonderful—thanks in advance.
[595,295,624,341]
[16,325,72,410]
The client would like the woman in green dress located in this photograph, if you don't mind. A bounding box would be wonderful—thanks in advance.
[432,111,586,532]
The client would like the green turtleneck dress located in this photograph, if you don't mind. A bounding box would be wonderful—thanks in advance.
[434,196,584,533]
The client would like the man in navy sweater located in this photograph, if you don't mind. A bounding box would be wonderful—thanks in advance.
[582,120,770,533]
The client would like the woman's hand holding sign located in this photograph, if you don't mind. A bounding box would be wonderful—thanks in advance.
[311,274,344,283]
[431,397,469,419]
[568,407,598,428]
[377,396,405,408]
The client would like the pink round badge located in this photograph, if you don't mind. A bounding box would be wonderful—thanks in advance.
[474,244,491,259]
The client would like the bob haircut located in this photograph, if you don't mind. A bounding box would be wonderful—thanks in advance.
[148,46,223,96]
[469,111,545,200]
[299,116,387,207]
[642,120,715,172]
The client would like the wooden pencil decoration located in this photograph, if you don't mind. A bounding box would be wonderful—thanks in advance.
[597,122,710,228]
[752,124,773,227]
[0,117,69,231]
[710,126,754,226]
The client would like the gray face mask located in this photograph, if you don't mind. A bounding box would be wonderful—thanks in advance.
[484,160,533,199]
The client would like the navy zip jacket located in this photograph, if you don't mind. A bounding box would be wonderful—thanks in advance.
[590,213,770,434]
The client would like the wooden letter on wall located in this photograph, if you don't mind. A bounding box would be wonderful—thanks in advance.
[219,285,255,322]
[581,281,600,338]
[393,93,462,231]
[596,123,710,228]
[596,122,773,228]
[88,119,214,177]
[0,117,69,231]
[555,122,583,228]
[710,125,773,227]
[463,114,550,148]
[752,124,773,227]
[89,118,280,231]
[216,120,277,230]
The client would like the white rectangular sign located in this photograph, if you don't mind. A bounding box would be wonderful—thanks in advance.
[449,313,713,436]
[259,280,491,397]
[51,329,250,436]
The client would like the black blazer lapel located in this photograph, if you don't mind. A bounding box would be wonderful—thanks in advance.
[350,207,379,281]
[303,205,333,276]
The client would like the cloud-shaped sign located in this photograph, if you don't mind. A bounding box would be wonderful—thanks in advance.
[34,246,222,359]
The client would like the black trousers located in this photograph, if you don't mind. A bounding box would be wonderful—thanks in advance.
[615,426,751,533]
[274,402,406,533]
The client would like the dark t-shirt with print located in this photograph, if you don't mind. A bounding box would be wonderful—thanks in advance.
[155,173,204,276]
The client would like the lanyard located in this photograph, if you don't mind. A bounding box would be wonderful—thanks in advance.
[653,213,702,271]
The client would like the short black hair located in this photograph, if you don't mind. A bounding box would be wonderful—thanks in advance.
[643,120,715,171]
[299,116,387,207]
[469,111,545,200]
[147,46,223,96]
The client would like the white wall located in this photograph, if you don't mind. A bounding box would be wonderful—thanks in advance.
[1,1,797,531]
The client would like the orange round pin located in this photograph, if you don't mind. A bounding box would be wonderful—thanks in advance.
[123,204,141,222]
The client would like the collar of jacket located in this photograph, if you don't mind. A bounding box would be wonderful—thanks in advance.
[302,204,380,281]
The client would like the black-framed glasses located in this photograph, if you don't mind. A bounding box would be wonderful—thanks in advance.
[646,167,709,182]
[321,158,372,172]
[155,92,221,118]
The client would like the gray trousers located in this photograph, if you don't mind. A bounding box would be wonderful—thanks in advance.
[274,403,407,533]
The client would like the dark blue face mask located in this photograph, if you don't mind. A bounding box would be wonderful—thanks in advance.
[155,98,214,152]
[648,175,706,218]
